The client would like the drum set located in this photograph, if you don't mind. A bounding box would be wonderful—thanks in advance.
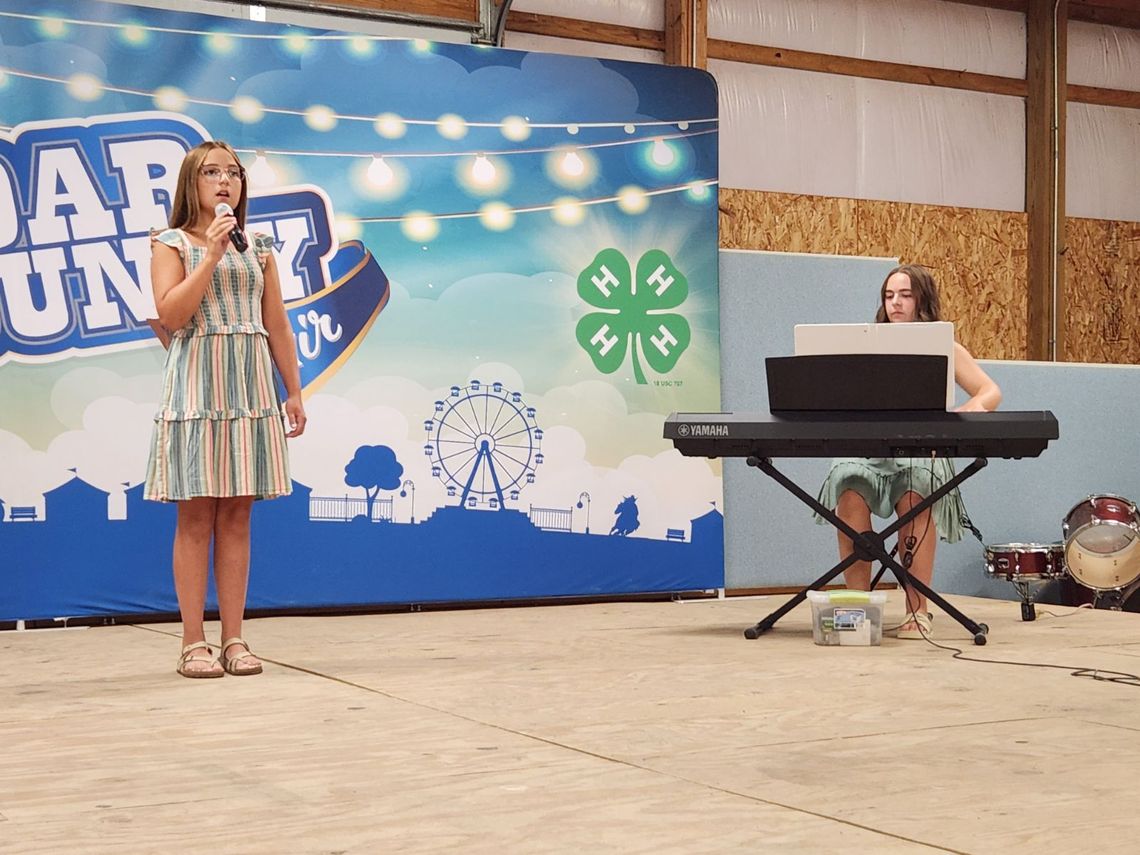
[984,494,1140,620]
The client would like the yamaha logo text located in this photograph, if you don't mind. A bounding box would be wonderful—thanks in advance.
[684,423,729,437]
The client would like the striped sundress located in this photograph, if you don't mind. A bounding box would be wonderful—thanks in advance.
[144,228,292,502]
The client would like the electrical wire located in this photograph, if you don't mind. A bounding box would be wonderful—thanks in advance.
[912,623,1140,688]
[1035,604,1092,619]
[895,453,935,621]
[903,593,1140,687]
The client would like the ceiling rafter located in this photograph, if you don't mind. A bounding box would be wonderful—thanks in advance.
[949,0,1140,29]
[216,1,1140,37]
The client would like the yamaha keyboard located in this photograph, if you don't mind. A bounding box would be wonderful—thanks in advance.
[664,410,1058,459]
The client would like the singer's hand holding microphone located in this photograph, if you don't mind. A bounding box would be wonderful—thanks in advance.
[213,202,248,252]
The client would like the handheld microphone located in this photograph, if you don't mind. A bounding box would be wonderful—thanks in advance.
[214,202,248,252]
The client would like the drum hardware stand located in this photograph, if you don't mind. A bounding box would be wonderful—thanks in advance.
[868,544,899,590]
[1013,581,1040,621]
[743,455,991,646]
[1090,577,1140,611]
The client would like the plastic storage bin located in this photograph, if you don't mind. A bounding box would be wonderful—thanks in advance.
[806,589,886,646]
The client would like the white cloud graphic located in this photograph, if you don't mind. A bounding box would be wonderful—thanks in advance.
[289,364,720,536]
[0,430,70,515]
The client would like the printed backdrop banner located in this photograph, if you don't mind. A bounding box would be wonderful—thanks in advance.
[0,0,723,620]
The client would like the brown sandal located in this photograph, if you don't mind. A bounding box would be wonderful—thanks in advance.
[220,637,263,676]
[177,641,224,678]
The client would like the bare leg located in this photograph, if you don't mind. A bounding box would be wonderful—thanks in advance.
[836,490,873,591]
[173,497,220,674]
[213,495,259,668]
[895,490,938,620]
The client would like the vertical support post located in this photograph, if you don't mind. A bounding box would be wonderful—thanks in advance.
[1025,0,1067,361]
[664,0,707,69]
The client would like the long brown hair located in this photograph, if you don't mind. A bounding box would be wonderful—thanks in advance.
[167,140,247,231]
[874,264,942,323]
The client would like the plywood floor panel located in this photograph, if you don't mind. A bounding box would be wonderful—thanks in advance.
[3,594,1137,854]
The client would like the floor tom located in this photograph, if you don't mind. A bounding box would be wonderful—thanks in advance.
[1062,494,1140,591]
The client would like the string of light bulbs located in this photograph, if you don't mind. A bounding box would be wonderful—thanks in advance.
[235,128,716,163]
[0,19,720,234]
[0,10,391,41]
[358,179,718,224]
[0,62,716,133]
[354,180,717,240]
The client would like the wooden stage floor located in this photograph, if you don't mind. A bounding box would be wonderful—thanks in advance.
[3,593,1139,854]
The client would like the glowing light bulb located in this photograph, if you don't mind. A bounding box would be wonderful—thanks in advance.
[67,73,103,102]
[402,212,439,242]
[367,156,394,186]
[284,34,310,56]
[471,155,496,185]
[561,151,584,177]
[617,185,649,214]
[39,17,67,38]
[249,153,277,187]
[153,86,187,111]
[501,116,530,141]
[437,114,467,140]
[336,215,362,241]
[230,96,265,124]
[304,105,337,131]
[206,33,235,55]
[374,113,406,139]
[121,24,148,46]
[650,138,675,167]
[347,36,374,57]
[552,198,584,226]
[479,202,514,231]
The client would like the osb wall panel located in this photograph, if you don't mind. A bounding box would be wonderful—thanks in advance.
[856,200,1028,361]
[719,188,1028,360]
[1064,218,1140,364]
[719,188,858,255]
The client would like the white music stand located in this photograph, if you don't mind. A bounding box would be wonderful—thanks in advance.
[794,321,956,410]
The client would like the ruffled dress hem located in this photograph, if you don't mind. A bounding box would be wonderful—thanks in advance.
[813,457,966,544]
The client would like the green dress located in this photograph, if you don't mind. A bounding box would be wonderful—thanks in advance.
[814,457,966,542]
[144,228,291,502]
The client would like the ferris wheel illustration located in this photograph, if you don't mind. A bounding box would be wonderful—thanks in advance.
[423,380,543,509]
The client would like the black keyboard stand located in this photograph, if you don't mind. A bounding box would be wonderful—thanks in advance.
[742,455,991,646]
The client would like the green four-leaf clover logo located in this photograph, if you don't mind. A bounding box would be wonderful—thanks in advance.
[575,248,691,385]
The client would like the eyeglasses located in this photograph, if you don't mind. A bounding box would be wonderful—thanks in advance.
[199,166,245,182]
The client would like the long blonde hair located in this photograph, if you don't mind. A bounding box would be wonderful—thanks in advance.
[167,140,247,231]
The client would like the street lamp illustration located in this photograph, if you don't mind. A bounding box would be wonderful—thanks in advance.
[400,479,416,523]
[577,491,591,534]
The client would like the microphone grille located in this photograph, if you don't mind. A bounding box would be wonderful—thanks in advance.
[215,202,234,216]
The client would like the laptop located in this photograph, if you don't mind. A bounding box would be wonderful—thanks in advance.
[766,322,956,414]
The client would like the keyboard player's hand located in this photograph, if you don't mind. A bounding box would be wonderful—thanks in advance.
[954,400,990,413]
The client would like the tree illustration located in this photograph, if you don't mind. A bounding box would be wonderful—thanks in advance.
[344,445,404,521]
[575,248,691,384]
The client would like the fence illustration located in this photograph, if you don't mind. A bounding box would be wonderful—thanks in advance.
[309,495,394,522]
[529,505,572,532]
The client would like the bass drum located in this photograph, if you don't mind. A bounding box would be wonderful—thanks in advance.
[1062,494,1140,591]
[1035,576,1140,613]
